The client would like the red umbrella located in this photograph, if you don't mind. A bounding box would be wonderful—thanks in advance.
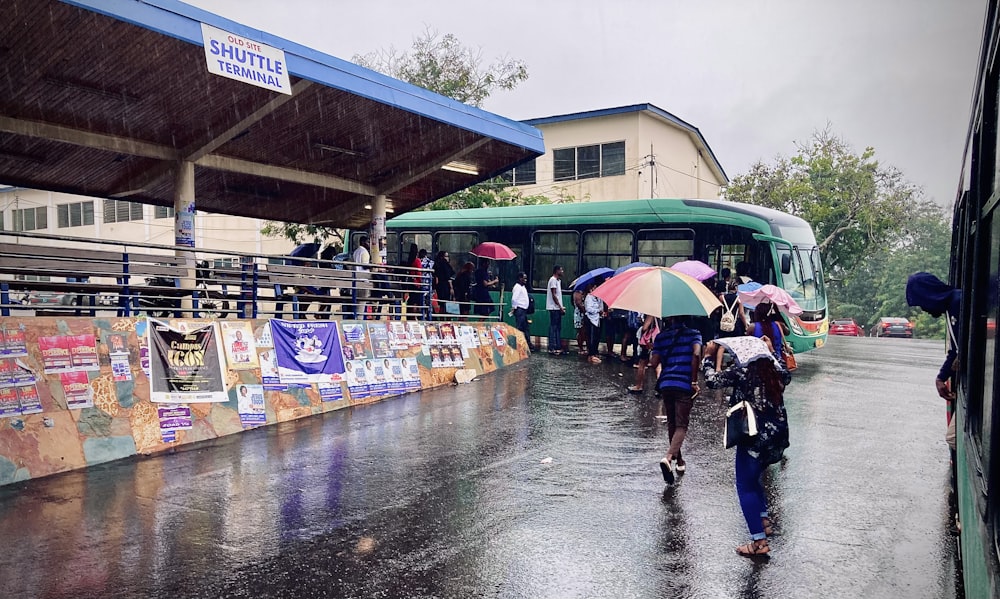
[470,242,517,261]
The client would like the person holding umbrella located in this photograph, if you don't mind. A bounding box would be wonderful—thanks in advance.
[472,257,499,317]
[647,317,702,483]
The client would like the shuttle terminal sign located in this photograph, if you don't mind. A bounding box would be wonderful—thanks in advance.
[201,24,291,95]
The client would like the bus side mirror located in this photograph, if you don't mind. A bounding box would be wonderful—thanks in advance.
[781,254,791,274]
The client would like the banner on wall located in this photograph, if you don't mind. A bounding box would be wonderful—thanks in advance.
[271,319,345,385]
[220,321,259,370]
[147,319,227,403]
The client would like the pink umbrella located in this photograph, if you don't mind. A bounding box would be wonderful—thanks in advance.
[470,242,517,261]
[738,284,803,315]
[668,260,717,282]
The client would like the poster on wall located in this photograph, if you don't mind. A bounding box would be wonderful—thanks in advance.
[257,347,284,390]
[344,359,370,399]
[60,371,95,410]
[37,335,73,373]
[340,322,370,362]
[135,319,151,377]
[271,319,345,385]
[147,319,227,403]
[69,334,99,371]
[220,321,259,370]
[158,404,193,442]
[388,321,411,350]
[235,384,266,428]
[402,357,421,391]
[367,323,392,358]
[387,358,406,394]
[318,383,344,402]
[1,324,28,358]
[16,383,42,414]
[406,321,426,345]
[0,387,20,417]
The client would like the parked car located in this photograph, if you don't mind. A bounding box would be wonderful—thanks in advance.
[875,317,914,338]
[20,291,75,306]
[829,318,864,337]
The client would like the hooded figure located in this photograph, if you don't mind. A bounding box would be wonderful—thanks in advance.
[905,272,962,399]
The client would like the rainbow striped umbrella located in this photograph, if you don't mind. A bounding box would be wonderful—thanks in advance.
[591,267,722,318]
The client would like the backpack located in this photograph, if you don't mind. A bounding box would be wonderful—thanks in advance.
[719,296,738,333]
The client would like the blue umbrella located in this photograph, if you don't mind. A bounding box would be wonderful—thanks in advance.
[737,281,763,308]
[286,242,320,266]
[571,267,615,291]
[614,261,652,276]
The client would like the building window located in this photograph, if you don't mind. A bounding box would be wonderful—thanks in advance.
[154,206,175,219]
[13,206,47,231]
[500,159,537,186]
[531,230,579,290]
[553,141,626,182]
[103,199,144,223]
[582,230,634,272]
[57,201,95,228]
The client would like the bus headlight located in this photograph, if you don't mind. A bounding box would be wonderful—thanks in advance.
[787,317,805,335]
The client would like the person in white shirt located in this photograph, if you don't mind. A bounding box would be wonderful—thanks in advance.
[546,265,566,354]
[352,235,372,319]
[510,272,534,352]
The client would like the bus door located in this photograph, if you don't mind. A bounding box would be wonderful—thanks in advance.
[434,231,479,272]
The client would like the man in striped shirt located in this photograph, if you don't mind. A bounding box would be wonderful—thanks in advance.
[647,317,702,484]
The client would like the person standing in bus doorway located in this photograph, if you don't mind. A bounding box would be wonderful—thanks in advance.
[906,272,962,453]
[547,265,567,355]
[510,272,535,352]
[352,235,372,319]
[647,316,702,483]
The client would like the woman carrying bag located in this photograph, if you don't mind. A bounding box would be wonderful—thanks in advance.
[702,343,791,557]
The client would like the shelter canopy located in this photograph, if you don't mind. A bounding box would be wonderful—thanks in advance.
[0,0,544,228]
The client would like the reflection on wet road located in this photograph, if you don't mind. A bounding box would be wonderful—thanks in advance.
[0,336,956,598]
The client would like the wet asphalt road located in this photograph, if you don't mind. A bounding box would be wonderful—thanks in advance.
[0,336,957,599]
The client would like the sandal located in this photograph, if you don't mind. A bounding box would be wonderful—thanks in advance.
[627,385,643,393]
[675,460,686,473]
[735,540,770,557]
[589,356,602,364]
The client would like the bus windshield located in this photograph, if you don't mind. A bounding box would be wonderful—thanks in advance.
[779,245,825,311]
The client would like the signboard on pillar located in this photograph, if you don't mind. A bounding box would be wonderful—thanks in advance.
[201,24,292,95]
[175,201,196,248]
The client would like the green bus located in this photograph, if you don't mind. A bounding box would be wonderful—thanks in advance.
[947,1,1000,595]
[380,198,828,353]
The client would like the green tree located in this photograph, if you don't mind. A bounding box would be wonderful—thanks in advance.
[724,128,920,280]
[264,29,540,245]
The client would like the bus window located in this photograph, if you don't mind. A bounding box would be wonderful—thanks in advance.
[583,230,633,272]
[532,230,579,290]
[978,213,1000,486]
[399,231,432,263]
[384,231,398,265]
[436,232,478,272]
[637,229,694,266]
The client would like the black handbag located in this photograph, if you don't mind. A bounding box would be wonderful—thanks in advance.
[724,400,759,448]
[526,295,536,314]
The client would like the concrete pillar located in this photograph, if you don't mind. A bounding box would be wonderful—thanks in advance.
[371,194,387,266]
[173,161,196,310]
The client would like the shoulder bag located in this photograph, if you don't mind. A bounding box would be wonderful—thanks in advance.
[724,400,759,449]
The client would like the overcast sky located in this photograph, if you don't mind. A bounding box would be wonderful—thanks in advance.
[188,0,986,206]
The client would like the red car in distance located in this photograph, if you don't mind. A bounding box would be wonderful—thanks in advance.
[829,318,864,337]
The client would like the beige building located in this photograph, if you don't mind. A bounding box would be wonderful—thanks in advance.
[503,103,728,202]
[0,187,294,264]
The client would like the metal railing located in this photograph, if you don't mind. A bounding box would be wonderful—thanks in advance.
[0,231,506,320]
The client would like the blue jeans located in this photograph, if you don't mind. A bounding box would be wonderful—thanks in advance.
[735,444,769,540]
[548,309,563,352]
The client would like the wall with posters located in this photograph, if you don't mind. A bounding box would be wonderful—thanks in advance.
[0,316,529,486]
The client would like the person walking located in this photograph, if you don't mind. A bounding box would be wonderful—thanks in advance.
[584,281,605,364]
[432,251,455,314]
[703,350,791,557]
[510,271,534,351]
[718,280,750,338]
[647,317,702,483]
[351,235,372,319]
[546,265,566,355]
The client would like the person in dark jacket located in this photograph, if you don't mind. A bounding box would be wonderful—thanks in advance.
[453,261,475,316]
[432,251,455,313]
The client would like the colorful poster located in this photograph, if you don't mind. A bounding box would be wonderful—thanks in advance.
[158,404,193,432]
[425,324,442,345]
[344,359,369,399]
[340,322,370,361]
[60,371,94,409]
[105,332,130,356]
[366,359,387,395]
[38,335,73,373]
[387,358,406,394]
[2,325,28,358]
[0,358,12,388]
[111,355,132,382]
[367,323,391,358]
[68,334,99,371]
[388,321,411,350]
[318,383,344,402]
[257,347,284,390]
[406,322,426,345]
[478,327,491,346]
[236,384,266,428]
[440,324,458,344]
[17,383,42,414]
[135,319,151,377]
[220,321,259,370]
[9,358,35,386]
[492,326,507,347]
[402,357,421,391]
[271,319,345,385]
[0,387,20,417]
[147,319,227,403]
[429,346,446,369]
[255,321,273,348]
